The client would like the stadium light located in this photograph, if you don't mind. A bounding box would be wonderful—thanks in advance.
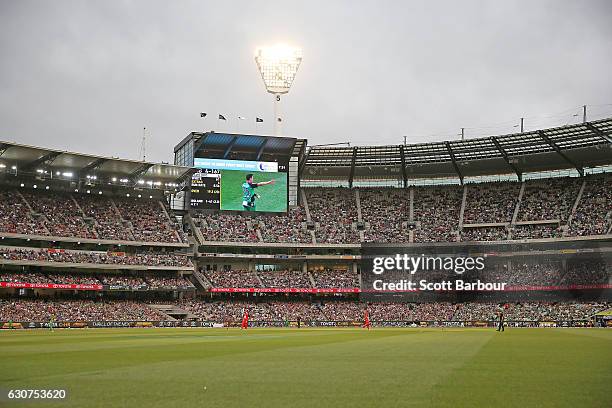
[255,44,302,136]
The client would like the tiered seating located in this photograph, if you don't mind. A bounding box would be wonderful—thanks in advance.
[75,195,134,241]
[0,271,193,289]
[0,299,165,321]
[461,227,507,241]
[115,198,180,243]
[268,301,326,320]
[47,273,101,285]
[257,270,312,288]
[0,188,184,244]
[21,191,97,239]
[361,188,410,243]
[0,190,48,235]
[306,188,360,243]
[0,272,53,283]
[197,214,258,242]
[463,182,519,223]
[311,268,358,288]
[2,299,608,323]
[260,207,312,243]
[560,261,609,286]
[0,247,191,267]
[414,185,462,242]
[569,176,612,236]
[146,275,194,289]
[204,269,261,287]
[319,301,365,320]
[178,300,276,321]
[518,178,581,221]
[512,224,561,239]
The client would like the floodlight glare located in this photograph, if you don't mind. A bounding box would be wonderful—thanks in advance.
[255,44,302,135]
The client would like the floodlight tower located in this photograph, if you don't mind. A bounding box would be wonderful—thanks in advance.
[255,44,302,136]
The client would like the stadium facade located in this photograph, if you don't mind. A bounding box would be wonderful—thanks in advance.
[0,118,611,329]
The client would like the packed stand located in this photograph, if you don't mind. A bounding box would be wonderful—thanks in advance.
[306,188,360,244]
[511,224,561,239]
[461,227,507,242]
[560,261,610,286]
[115,198,181,243]
[145,275,194,289]
[257,269,312,288]
[197,214,259,242]
[463,182,519,224]
[47,273,101,285]
[569,175,612,236]
[21,190,97,239]
[260,207,312,243]
[178,300,276,321]
[0,190,48,236]
[0,272,53,283]
[0,247,192,267]
[267,301,326,321]
[74,195,134,241]
[0,299,165,322]
[204,269,261,288]
[413,185,462,243]
[312,268,359,288]
[518,177,581,222]
[360,188,410,243]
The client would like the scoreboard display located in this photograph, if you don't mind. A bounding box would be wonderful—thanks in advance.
[190,169,221,209]
[190,158,288,213]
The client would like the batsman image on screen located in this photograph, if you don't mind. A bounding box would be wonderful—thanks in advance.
[220,169,287,212]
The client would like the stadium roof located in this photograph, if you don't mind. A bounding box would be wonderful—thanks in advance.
[175,132,306,162]
[302,117,612,184]
[0,141,195,190]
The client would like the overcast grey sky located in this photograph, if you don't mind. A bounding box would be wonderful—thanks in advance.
[1,0,611,163]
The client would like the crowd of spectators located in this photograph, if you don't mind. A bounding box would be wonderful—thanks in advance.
[511,224,562,239]
[0,189,184,244]
[461,227,507,242]
[260,207,312,243]
[560,261,609,286]
[257,269,312,288]
[75,195,134,241]
[115,198,181,243]
[464,182,519,224]
[360,188,410,243]
[0,271,194,289]
[311,268,358,288]
[0,247,191,267]
[197,214,259,242]
[0,272,52,283]
[47,273,102,285]
[146,275,194,289]
[21,191,98,239]
[0,190,49,236]
[1,299,608,323]
[413,185,462,243]
[518,178,581,222]
[204,269,261,287]
[569,176,612,236]
[0,299,166,321]
[306,188,360,244]
[178,300,277,321]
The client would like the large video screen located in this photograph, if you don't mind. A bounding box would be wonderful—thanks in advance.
[190,158,288,213]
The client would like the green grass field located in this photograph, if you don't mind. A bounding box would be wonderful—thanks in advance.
[220,170,287,212]
[1,328,610,407]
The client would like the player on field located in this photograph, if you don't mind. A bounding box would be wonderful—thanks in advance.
[496,310,505,332]
[363,307,371,330]
[242,174,275,211]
